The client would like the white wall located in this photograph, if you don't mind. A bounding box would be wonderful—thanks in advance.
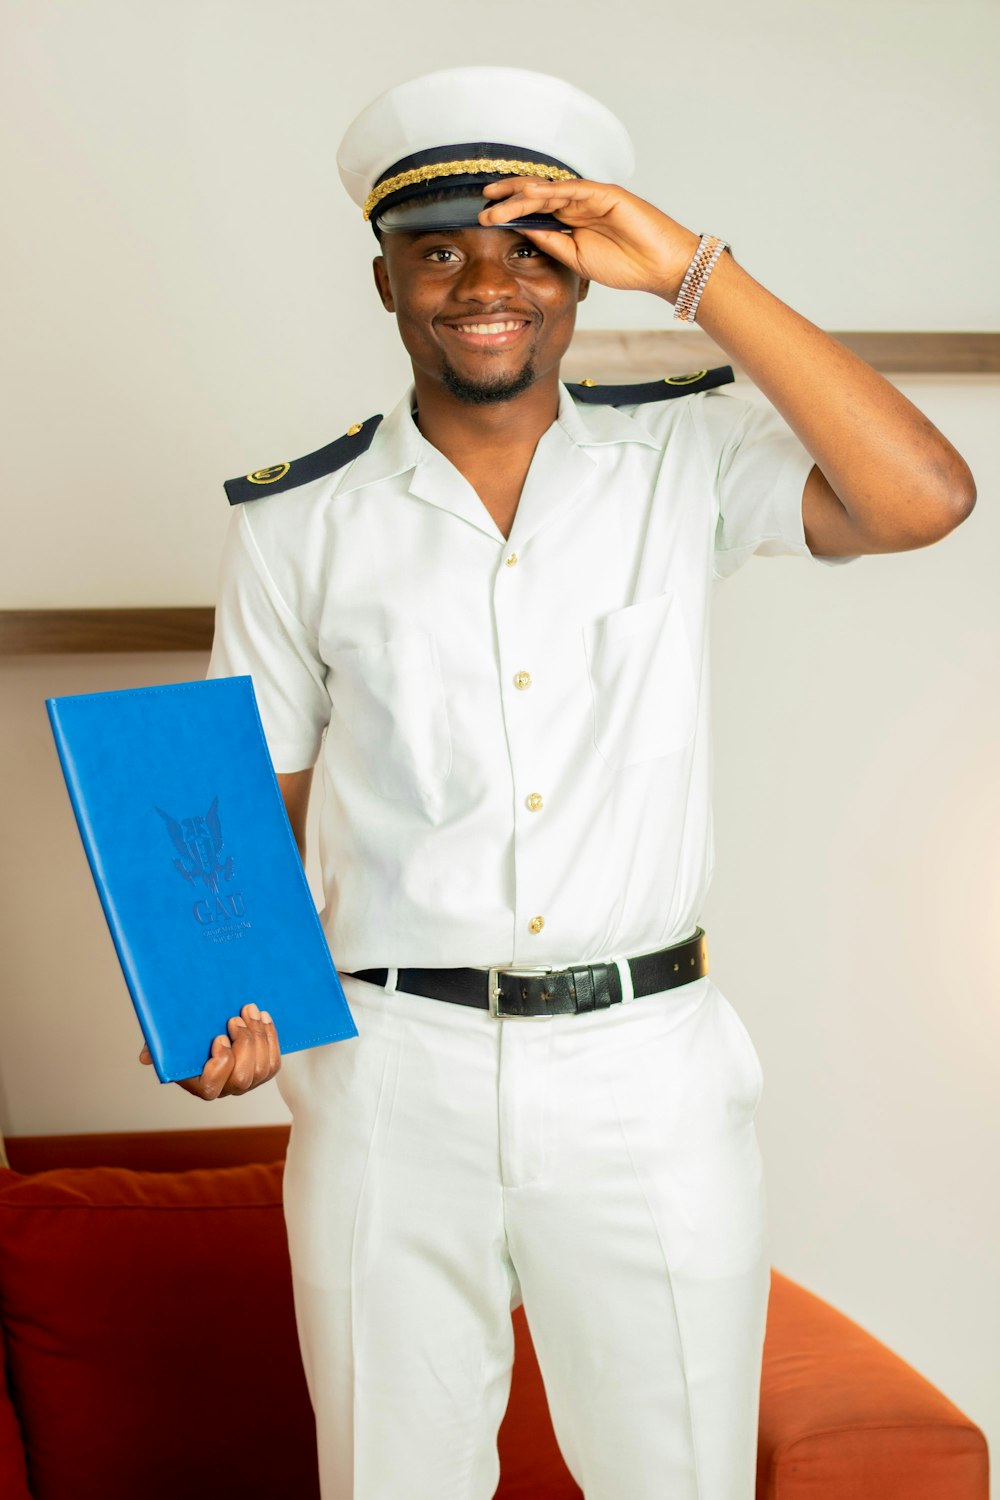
[2,0,998,1481]
[1,0,997,605]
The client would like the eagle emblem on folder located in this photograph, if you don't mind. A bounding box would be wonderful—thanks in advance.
[156,797,235,896]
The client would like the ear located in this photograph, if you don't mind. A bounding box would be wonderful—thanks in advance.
[372,255,395,312]
[577,277,591,303]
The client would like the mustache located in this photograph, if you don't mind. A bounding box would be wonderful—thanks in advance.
[438,309,538,325]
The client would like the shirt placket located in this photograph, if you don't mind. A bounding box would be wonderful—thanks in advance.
[492,541,557,964]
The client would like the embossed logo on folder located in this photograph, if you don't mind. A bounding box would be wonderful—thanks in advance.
[156,797,249,938]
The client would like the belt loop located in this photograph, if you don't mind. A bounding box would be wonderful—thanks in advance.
[384,967,399,996]
[615,958,635,1005]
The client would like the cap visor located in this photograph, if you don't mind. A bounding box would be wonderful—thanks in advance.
[375,191,571,234]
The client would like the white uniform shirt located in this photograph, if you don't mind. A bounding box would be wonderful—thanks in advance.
[208,380,857,973]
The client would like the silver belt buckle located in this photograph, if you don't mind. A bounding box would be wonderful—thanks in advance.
[488,965,555,1020]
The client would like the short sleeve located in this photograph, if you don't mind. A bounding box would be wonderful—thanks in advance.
[693,390,861,580]
[208,507,330,772]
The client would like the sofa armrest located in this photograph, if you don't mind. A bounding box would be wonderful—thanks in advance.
[4,1125,291,1175]
[0,1317,31,1500]
[759,1269,988,1500]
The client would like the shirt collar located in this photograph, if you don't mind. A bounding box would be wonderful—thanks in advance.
[333,383,666,559]
[337,378,662,497]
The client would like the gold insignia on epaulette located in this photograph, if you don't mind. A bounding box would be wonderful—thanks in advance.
[346,423,364,436]
[663,370,708,385]
[579,377,598,387]
[247,463,291,485]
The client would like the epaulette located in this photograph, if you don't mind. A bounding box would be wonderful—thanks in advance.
[565,365,734,404]
[224,414,384,505]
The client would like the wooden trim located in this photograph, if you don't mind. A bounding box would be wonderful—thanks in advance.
[0,607,214,655]
[562,330,1000,381]
[4,1124,290,1174]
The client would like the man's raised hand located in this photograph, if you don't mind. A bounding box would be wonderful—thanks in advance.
[478,176,701,302]
[138,1003,281,1100]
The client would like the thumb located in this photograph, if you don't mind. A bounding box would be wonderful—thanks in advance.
[518,227,582,270]
[139,1043,152,1065]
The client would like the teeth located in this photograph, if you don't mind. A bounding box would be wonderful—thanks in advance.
[454,321,526,334]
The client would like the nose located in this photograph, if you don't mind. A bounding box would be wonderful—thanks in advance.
[454,245,520,305]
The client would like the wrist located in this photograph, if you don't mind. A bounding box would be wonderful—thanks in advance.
[671,233,733,322]
[653,226,702,302]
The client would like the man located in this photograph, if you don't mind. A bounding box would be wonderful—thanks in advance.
[144,65,975,1500]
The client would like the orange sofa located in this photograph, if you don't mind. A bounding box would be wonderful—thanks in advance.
[0,1125,988,1499]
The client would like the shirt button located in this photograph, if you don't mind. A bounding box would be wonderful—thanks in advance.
[505,552,518,567]
[526,793,544,812]
[528,915,545,934]
[513,671,532,690]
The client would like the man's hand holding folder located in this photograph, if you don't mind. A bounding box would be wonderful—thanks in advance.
[138,1002,282,1100]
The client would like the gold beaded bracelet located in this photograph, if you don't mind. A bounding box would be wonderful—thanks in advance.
[673,234,732,323]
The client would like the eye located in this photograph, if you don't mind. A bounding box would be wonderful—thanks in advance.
[425,247,460,262]
[512,244,542,258]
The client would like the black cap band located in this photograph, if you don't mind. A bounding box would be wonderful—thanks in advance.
[367,141,579,235]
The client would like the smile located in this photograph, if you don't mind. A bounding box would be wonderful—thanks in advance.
[441,319,532,349]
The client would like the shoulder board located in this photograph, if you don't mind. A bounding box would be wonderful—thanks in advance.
[565,365,734,404]
[224,414,384,506]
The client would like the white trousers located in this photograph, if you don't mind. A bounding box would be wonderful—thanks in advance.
[277,969,770,1500]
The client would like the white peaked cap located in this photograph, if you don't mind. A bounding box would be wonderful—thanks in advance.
[336,65,635,217]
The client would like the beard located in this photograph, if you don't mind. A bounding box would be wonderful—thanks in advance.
[440,354,537,405]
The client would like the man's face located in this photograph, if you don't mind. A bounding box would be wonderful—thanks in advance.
[372,225,589,404]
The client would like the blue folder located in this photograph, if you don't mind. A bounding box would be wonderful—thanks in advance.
[46,676,357,1083]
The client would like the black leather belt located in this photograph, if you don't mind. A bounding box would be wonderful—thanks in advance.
[348,928,708,1019]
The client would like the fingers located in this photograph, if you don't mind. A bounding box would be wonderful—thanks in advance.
[224,1010,260,1093]
[148,1004,281,1100]
[176,1032,236,1101]
[261,1009,281,1075]
[513,226,583,271]
[138,1043,152,1065]
[481,175,600,201]
[479,176,607,225]
[218,1003,281,1098]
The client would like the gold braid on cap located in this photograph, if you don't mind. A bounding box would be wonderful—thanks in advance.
[363,158,579,220]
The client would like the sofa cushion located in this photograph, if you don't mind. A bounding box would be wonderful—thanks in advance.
[499,1303,583,1498]
[758,1270,989,1499]
[0,1160,319,1500]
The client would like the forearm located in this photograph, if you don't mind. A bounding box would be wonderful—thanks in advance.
[664,245,977,542]
[481,174,976,545]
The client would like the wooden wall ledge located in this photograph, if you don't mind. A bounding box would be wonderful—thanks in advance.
[0,608,215,654]
[562,328,1000,380]
[3,333,996,655]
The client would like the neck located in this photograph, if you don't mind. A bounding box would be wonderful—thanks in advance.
[410,368,561,465]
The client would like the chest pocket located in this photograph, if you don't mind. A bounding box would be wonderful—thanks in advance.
[327,628,453,812]
[583,590,698,768]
